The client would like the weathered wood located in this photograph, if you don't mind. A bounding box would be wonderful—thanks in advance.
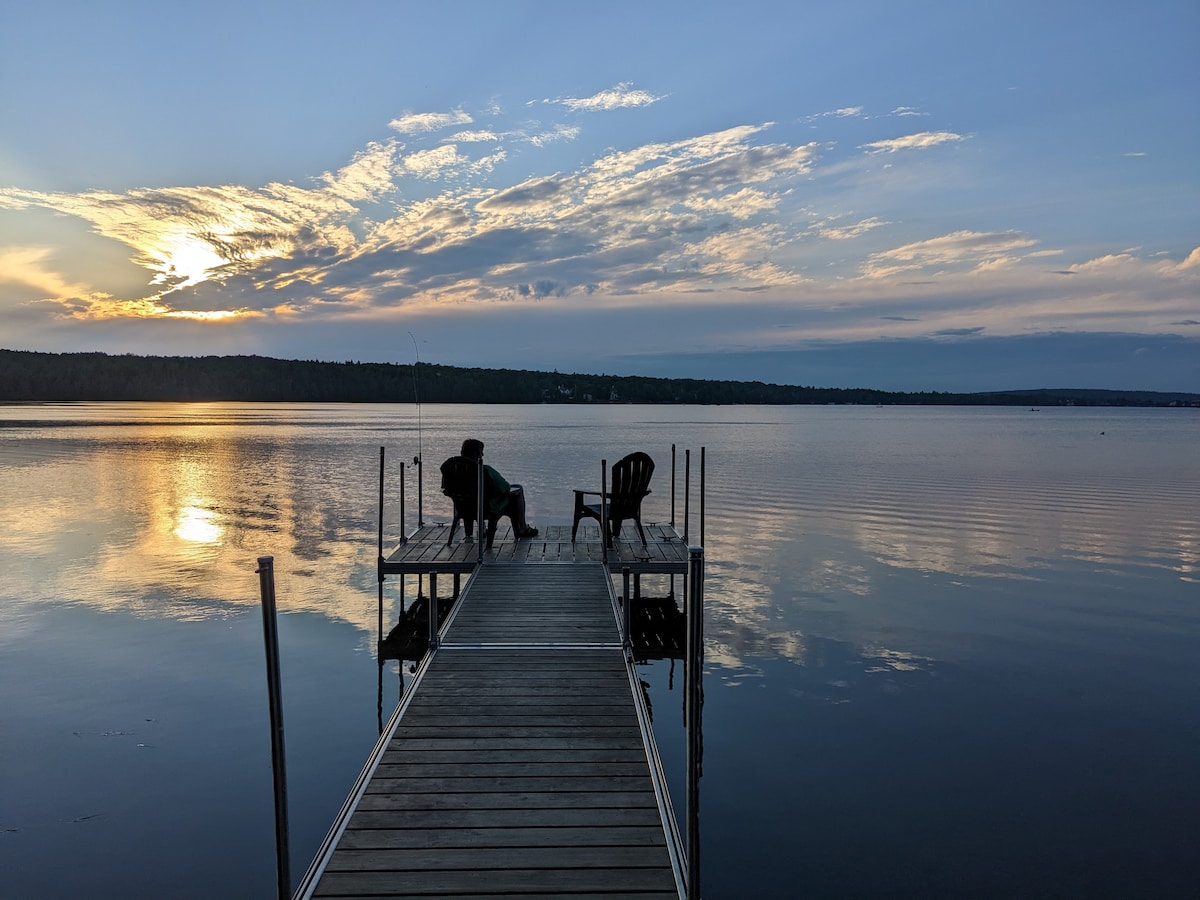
[345,805,668,830]
[382,523,688,575]
[324,845,672,871]
[314,867,679,896]
[300,563,683,899]
[337,825,667,849]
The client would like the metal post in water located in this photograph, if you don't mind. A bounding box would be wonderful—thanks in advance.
[670,445,678,599]
[621,566,632,649]
[399,460,407,544]
[700,447,706,549]
[255,556,291,900]
[685,545,705,900]
[671,443,677,528]
[415,454,424,527]
[683,449,691,544]
[377,448,385,646]
[601,459,609,565]
[428,571,439,651]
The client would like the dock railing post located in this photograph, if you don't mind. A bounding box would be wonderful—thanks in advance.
[255,556,291,900]
[415,453,424,528]
[685,545,704,900]
[377,449,385,648]
[700,447,705,549]
[670,443,677,528]
[683,449,691,545]
[399,460,407,544]
[428,571,439,651]
[621,566,632,650]
[600,459,609,564]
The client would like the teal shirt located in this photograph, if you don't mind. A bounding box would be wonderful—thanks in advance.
[483,464,510,515]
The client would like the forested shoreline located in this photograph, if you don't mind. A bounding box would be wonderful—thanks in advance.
[1,349,1196,407]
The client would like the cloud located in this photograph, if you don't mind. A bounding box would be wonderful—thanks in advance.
[934,326,985,336]
[861,131,967,153]
[863,230,1037,278]
[890,106,927,117]
[814,216,889,240]
[448,130,500,143]
[2,100,1196,365]
[397,145,467,178]
[0,246,90,299]
[322,141,400,201]
[803,106,865,123]
[527,124,581,147]
[551,82,664,112]
[388,109,473,134]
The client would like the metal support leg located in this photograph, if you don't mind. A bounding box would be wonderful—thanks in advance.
[685,546,704,900]
[428,571,439,651]
[256,556,291,900]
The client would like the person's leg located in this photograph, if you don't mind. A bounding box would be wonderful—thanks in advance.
[506,485,536,536]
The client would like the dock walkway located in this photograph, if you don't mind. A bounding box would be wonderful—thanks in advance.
[296,549,687,898]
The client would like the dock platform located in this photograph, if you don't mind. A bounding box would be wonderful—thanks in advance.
[296,538,690,898]
[379,522,692,576]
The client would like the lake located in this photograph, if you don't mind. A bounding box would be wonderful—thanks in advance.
[1,402,1197,898]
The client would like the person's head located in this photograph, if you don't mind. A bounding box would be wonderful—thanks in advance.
[461,438,484,460]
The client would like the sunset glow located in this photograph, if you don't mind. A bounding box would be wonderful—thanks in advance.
[1,2,1195,390]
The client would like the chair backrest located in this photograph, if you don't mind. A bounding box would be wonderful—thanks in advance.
[440,456,479,510]
[609,451,654,516]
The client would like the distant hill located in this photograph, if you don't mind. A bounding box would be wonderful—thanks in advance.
[1,349,1197,407]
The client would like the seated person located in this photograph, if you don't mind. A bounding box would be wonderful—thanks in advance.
[460,438,539,538]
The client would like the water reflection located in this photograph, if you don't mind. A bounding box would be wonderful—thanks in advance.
[4,403,1196,661]
[174,502,222,545]
[3,403,1198,897]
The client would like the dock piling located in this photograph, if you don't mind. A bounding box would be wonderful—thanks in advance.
[255,555,291,900]
[685,545,705,900]
[428,571,439,651]
[399,459,407,544]
[622,566,632,650]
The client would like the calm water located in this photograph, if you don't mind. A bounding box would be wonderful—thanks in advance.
[1,402,1197,898]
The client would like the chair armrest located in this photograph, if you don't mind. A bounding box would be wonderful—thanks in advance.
[573,490,602,497]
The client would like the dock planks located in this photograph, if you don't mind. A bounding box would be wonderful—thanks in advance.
[298,560,684,899]
[381,523,690,577]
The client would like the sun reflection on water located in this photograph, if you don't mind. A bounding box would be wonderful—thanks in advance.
[174,502,222,544]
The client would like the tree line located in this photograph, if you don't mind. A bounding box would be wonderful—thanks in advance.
[1,349,1196,407]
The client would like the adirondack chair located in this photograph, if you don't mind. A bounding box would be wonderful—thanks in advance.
[571,451,654,547]
[440,455,499,549]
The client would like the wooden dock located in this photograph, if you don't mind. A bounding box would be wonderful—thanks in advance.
[295,527,691,899]
[378,522,692,577]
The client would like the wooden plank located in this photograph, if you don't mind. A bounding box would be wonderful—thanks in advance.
[381,748,648,763]
[337,825,667,850]
[354,790,659,811]
[382,736,648,751]
[324,845,672,871]
[345,806,667,829]
[364,775,655,793]
[372,762,652,778]
[313,867,679,896]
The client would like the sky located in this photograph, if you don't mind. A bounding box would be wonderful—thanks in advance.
[1,0,1197,393]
